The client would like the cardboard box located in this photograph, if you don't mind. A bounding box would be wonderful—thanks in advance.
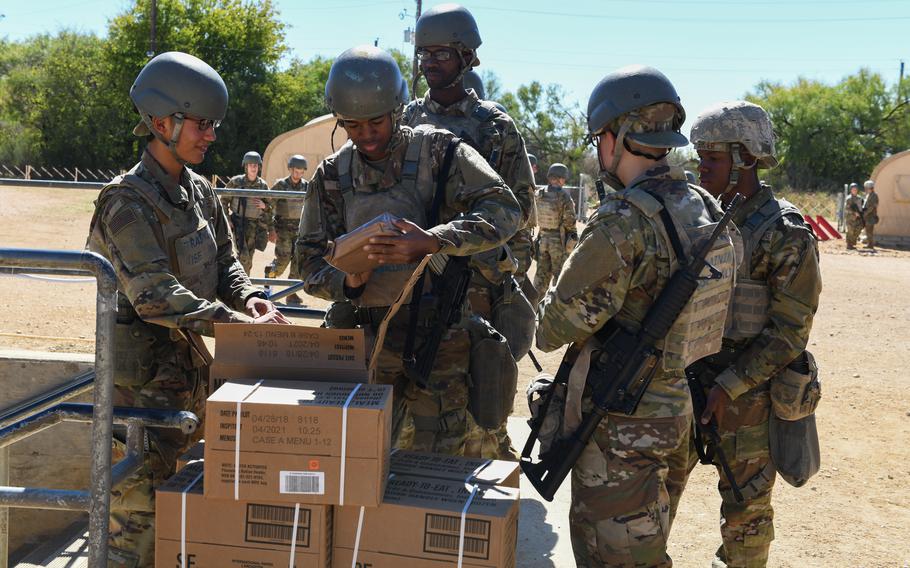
[389,450,520,488]
[334,475,519,568]
[324,213,402,275]
[204,379,392,507]
[156,462,331,568]
[176,440,205,471]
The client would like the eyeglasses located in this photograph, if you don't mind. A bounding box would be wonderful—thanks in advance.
[175,113,221,132]
[416,48,457,62]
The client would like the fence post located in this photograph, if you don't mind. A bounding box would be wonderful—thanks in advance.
[74,167,79,183]
[24,165,30,181]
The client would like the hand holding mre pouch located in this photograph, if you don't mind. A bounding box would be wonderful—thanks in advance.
[324,213,402,274]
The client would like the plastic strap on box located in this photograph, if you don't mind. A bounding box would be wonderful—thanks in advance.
[288,502,301,568]
[351,472,394,568]
[234,379,264,500]
[180,470,205,568]
[457,483,481,568]
[339,382,362,505]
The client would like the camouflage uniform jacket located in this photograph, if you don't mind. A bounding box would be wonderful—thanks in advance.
[223,174,274,229]
[845,194,864,227]
[536,184,577,234]
[537,165,727,417]
[863,191,879,225]
[296,125,521,302]
[713,184,822,400]
[403,90,535,228]
[88,151,259,336]
[271,176,308,226]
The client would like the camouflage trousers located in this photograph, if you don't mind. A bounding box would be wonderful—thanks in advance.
[863,223,876,248]
[688,376,776,568]
[234,218,264,274]
[845,222,863,249]
[373,318,472,456]
[533,234,567,293]
[272,220,300,277]
[570,408,691,568]
[108,361,207,567]
[509,228,535,282]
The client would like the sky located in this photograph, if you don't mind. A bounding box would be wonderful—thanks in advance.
[2,0,909,139]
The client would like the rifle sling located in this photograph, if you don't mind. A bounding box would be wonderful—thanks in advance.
[401,137,462,370]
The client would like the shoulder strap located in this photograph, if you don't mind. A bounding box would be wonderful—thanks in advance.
[471,101,495,123]
[336,141,356,197]
[401,128,425,194]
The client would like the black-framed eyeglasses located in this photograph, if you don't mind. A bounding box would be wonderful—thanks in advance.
[175,113,221,132]
[416,48,457,62]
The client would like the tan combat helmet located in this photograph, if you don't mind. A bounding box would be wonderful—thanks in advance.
[690,100,778,193]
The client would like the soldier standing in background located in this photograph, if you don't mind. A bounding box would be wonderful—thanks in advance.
[844,182,864,250]
[862,179,879,249]
[267,154,309,304]
[223,151,274,272]
[296,46,520,456]
[536,65,736,567]
[532,162,577,294]
[87,51,288,566]
[404,3,537,459]
[690,100,822,568]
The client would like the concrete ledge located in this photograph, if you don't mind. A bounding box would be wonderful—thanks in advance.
[0,350,94,561]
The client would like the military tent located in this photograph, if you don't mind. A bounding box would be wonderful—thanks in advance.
[869,150,910,246]
[262,114,348,185]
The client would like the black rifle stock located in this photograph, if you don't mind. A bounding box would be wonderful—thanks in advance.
[522,194,744,501]
[686,368,744,503]
[402,255,473,389]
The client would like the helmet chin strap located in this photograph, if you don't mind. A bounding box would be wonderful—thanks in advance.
[721,142,754,199]
[596,115,636,189]
[143,114,189,165]
[440,48,477,90]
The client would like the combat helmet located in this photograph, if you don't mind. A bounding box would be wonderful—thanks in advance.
[547,163,569,180]
[325,45,408,120]
[415,4,482,89]
[288,154,308,170]
[586,65,687,181]
[864,179,875,189]
[463,70,485,99]
[242,151,262,166]
[527,154,538,167]
[130,51,228,163]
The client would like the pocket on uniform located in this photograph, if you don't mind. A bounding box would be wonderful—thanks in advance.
[735,421,770,462]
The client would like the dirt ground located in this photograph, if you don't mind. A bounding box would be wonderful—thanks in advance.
[1,185,909,567]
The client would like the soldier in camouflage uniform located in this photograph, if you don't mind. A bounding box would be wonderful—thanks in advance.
[532,162,578,294]
[296,46,520,456]
[222,151,274,273]
[862,179,879,249]
[844,182,864,250]
[267,154,308,304]
[537,65,737,567]
[87,52,288,567]
[690,100,822,568]
[404,3,536,459]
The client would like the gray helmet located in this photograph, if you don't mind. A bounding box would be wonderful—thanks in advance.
[325,46,408,120]
[242,151,262,166]
[463,70,485,99]
[131,51,228,138]
[690,101,778,169]
[415,4,482,50]
[491,101,508,114]
[849,182,859,189]
[528,154,538,167]
[864,179,875,189]
[288,154,308,169]
[547,163,569,179]
[586,64,687,149]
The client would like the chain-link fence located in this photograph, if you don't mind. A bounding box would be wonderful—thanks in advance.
[2,165,232,188]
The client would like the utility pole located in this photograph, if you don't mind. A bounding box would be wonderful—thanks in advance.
[148,0,158,58]
[410,0,422,100]
[899,60,905,104]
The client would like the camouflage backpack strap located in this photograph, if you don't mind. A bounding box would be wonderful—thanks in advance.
[401,125,430,194]
[739,196,802,277]
[471,99,504,168]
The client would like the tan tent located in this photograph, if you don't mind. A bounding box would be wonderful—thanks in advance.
[262,114,348,185]
[870,150,910,246]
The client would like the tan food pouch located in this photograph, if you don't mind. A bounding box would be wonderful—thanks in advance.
[324,213,402,274]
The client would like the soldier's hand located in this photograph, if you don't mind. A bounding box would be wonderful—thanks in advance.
[253,310,291,324]
[701,385,732,428]
[363,218,441,265]
[246,297,291,324]
[269,230,278,243]
[344,271,372,289]
[251,198,266,210]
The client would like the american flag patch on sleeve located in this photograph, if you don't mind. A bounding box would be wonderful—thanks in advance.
[108,207,138,235]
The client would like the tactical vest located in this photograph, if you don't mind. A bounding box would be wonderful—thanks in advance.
[536,186,564,231]
[615,186,736,372]
[331,126,436,308]
[725,195,802,342]
[229,176,269,219]
[274,177,307,221]
[407,99,504,170]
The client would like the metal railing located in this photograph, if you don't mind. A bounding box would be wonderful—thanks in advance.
[0,177,308,200]
[0,249,198,565]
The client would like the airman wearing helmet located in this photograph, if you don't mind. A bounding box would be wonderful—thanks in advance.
[535,65,737,567]
[532,162,577,293]
[88,51,288,566]
[296,45,520,457]
[689,100,822,568]
[862,178,878,248]
[267,154,309,303]
[223,150,273,273]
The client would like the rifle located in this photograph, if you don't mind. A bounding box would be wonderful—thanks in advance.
[521,193,743,501]
[231,197,248,253]
[520,344,580,462]
[686,366,744,503]
[402,254,473,389]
